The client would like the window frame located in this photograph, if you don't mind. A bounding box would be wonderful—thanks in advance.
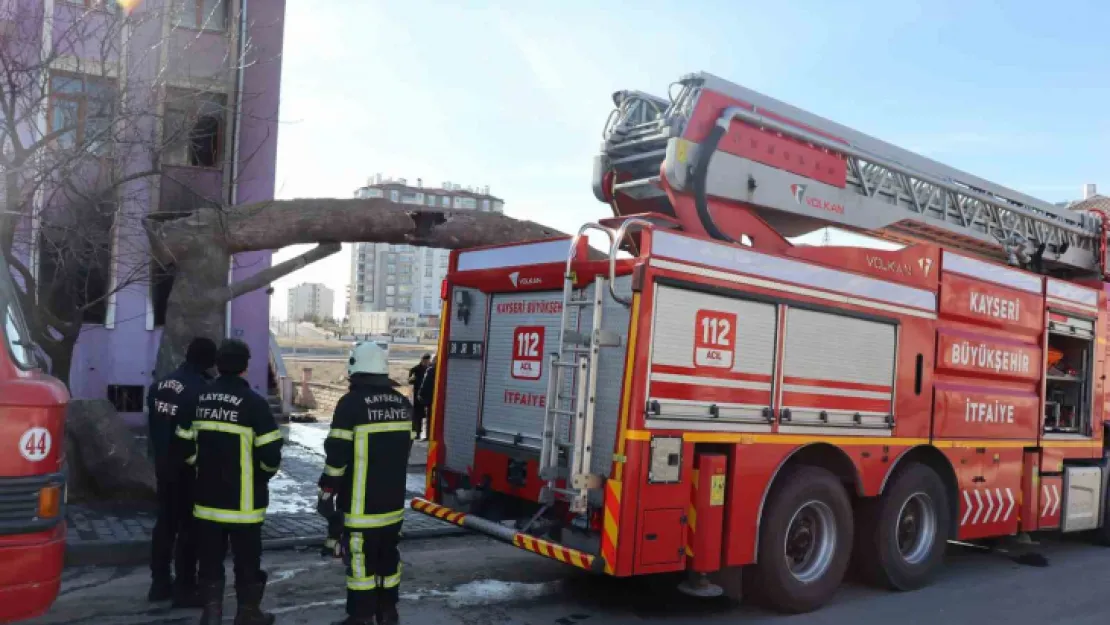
[47,71,117,154]
[173,0,229,32]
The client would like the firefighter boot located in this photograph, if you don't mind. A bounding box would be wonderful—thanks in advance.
[329,617,375,625]
[378,603,400,625]
[197,580,223,625]
[147,576,173,602]
[233,572,275,625]
[172,579,203,609]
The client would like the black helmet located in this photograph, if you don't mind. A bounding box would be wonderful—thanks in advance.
[216,339,251,375]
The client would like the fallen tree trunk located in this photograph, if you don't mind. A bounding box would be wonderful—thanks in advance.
[146,198,566,377]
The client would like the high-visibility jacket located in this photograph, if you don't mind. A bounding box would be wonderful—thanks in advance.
[318,375,413,530]
[146,362,210,476]
[176,375,283,524]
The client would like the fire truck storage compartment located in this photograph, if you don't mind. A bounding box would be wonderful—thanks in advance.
[780,307,896,430]
[1044,311,1095,435]
[647,284,777,426]
[638,508,686,567]
[442,286,489,475]
[440,277,631,492]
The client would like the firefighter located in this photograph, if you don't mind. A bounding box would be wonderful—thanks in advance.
[147,337,217,606]
[318,341,413,625]
[176,339,283,625]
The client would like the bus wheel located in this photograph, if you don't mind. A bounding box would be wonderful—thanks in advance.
[745,466,853,613]
[855,464,949,590]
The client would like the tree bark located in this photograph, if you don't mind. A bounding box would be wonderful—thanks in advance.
[147,198,566,377]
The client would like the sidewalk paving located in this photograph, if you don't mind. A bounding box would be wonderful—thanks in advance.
[65,426,456,566]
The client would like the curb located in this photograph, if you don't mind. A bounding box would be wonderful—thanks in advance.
[65,524,468,568]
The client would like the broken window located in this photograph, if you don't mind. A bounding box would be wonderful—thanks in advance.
[164,89,227,168]
[37,202,115,325]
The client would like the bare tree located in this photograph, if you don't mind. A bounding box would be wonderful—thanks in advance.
[0,0,269,385]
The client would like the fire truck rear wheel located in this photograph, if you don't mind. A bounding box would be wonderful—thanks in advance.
[745,465,853,614]
[854,463,949,591]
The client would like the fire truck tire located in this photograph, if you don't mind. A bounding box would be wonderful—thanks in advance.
[854,464,949,591]
[744,466,853,614]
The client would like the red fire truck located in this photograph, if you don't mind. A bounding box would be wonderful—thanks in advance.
[412,71,1110,613]
[0,251,70,623]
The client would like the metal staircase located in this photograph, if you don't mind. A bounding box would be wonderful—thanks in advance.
[594,72,1107,275]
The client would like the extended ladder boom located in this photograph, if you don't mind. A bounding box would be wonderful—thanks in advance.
[593,72,1106,275]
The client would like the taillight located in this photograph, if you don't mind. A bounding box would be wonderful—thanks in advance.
[440,279,448,300]
[38,484,61,518]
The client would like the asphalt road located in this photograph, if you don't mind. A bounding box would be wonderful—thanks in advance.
[28,534,1110,624]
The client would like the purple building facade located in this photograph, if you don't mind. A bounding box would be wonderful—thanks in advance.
[3,0,285,421]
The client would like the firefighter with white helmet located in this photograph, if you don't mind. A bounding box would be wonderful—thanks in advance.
[318,341,413,625]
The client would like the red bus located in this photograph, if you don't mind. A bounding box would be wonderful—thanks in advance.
[0,253,70,623]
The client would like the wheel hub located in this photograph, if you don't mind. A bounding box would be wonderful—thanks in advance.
[783,501,837,584]
[896,493,937,565]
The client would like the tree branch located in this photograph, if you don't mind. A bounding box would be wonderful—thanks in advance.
[224,242,341,301]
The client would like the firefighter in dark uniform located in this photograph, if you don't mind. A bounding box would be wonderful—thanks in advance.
[147,337,217,606]
[318,341,413,625]
[176,339,283,625]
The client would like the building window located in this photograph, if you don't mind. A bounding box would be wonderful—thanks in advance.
[37,203,114,325]
[174,0,227,31]
[163,89,226,168]
[390,190,399,202]
[423,297,432,310]
[151,261,174,326]
[492,201,504,213]
[108,385,145,412]
[481,199,490,211]
[426,196,437,206]
[424,266,432,278]
[441,196,450,208]
[386,286,395,295]
[48,72,117,154]
[386,296,395,306]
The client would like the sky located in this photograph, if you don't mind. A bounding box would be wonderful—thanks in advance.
[268,0,1110,320]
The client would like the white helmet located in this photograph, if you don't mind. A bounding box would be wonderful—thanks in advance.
[348,341,389,376]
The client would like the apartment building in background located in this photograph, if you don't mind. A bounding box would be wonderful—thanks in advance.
[287,282,334,322]
[2,1,287,418]
[350,175,504,316]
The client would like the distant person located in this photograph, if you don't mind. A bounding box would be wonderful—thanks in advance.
[407,353,431,439]
[415,355,437,440]
[178,339,283,625]
[146,337,217,607]
[318,341,413,625]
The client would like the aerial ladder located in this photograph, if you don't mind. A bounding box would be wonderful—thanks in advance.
[591,72,1109,275]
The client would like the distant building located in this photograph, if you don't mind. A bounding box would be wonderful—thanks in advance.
[1068,183,1109,213]
[288,283,334,322]
[350,175,504,316]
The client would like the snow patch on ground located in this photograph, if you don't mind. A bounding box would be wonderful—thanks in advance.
[406,473,426,496]
[266,471,317,514]
[401,580,562,608]
[287,423,328,457]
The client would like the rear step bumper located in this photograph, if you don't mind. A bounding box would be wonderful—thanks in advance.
[410,498,604,573]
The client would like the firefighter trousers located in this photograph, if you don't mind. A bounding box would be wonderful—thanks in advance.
[196,519,264,588]
[344,525,402,619]
[151,472,196,584]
